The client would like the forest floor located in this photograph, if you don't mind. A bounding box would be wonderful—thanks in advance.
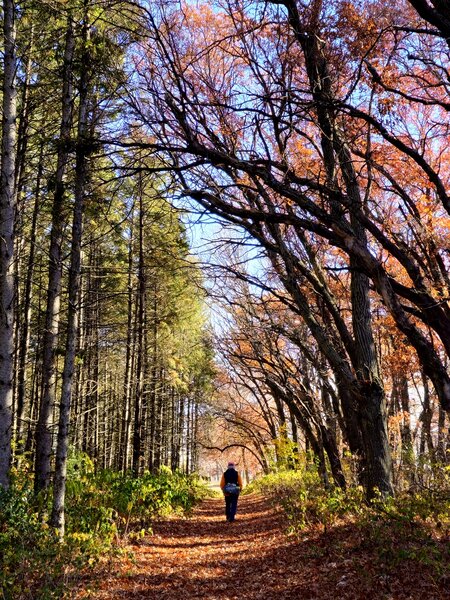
[74,494,449,600]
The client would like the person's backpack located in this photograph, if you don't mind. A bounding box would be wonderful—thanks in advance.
[224,482,240,495]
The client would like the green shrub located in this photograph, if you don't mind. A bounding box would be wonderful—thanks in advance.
[0,480,69,599]
[370,464,450,532]
[0,453,209,599]
[253,460,450,534]
[252,461,449,577]
[251,467,365,532]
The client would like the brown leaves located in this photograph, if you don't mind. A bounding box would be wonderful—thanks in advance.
[74,494,449,600]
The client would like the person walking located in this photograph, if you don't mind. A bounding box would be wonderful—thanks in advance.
[220,461,243,522]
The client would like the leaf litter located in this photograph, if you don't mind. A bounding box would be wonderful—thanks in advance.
[74,495,449,599]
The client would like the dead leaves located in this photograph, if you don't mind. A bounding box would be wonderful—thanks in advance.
[77,495,449,600]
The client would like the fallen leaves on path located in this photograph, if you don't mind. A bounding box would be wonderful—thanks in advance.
[74,495,449,599]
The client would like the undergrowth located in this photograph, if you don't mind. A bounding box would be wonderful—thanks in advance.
[249,461,450,581]
[0,452,209,599]
[248,466,365,532]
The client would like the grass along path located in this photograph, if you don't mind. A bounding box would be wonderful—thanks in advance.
[75,494,448,600]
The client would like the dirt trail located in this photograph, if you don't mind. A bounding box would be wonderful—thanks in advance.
[78,495,447,600]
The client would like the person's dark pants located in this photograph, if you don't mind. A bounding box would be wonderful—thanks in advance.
[225,493,239,521]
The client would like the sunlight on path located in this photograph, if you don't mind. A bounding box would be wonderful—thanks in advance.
[76,495,447,600]
[79,495,314,600]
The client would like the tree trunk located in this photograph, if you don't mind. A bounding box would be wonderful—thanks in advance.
[173,392,185,471]
[148,283,158,472]
[347,153,393,497]
[185,396,191,473]
[437,407,447,462]
[308,7,393,495]
[16,146,43,443]
[34,20,75,493]
[419,370,434,455]
[12,25,35,442]
[121,212,134,471]
[51,9,90,537]
[351,255,393,497]
[132,182,146,476]
[0,0,17,490]
[398,374,414,463]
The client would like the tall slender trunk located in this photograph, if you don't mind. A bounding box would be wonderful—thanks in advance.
[34,20,75,493]
[191,400,199,472]
[132,182,146,476]
[170,387,178,470]
[289,406,298,445]
[173,392,184,471]
[12,26,35,438]
[153,365,163,472]
[0,0,17,490]
[397,374,414,461]
[51,9,90,536]
[419,370,434,455]
[112,374,121,469]
[73,253,87,453]
[0,0,16,486]
[25,268,45,453]
[14,24,34,195]
[148,284,158,472]
[437,408,447,462]
[121,212,134,471]
[16,146,43,442]
[185,396,191,473]
[83,248,100,459]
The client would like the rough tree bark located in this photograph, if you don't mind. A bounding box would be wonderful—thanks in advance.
[51,7,90,536]
[35,19,75,493]
[0,0,17,490]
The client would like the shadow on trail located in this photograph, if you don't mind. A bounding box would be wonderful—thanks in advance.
[147,496,281,542]
[81,494,448,600]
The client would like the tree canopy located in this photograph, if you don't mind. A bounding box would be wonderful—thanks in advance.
[0,0,449,542]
